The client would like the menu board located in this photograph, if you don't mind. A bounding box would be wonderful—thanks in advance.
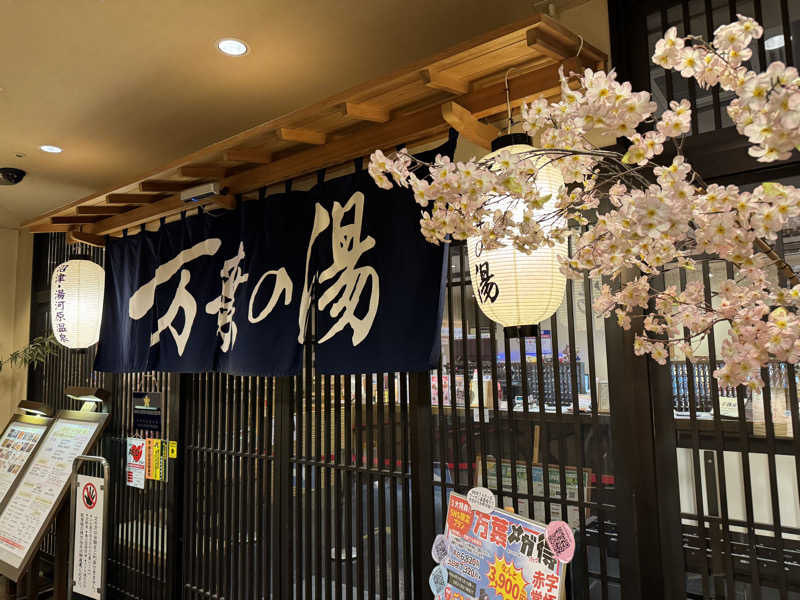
[0,417,102,572]
[0,421,48,504]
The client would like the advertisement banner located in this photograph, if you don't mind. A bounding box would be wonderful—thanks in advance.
[442,492,566,600]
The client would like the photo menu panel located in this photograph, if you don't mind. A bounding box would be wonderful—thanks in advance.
[0,418,99,570]
[0,421,48,504]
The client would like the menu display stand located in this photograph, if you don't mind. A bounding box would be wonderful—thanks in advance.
[0,408,109,583]
[0,405,55,511]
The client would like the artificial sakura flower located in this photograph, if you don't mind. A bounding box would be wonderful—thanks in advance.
[367,16,800,390]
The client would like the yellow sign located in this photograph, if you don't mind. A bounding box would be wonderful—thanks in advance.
[145,439,162,481]
[168,441,177,458]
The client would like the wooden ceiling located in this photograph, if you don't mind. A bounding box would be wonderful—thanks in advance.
[23,13,605,244]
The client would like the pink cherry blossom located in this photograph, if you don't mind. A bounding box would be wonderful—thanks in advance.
[368,16,800,390]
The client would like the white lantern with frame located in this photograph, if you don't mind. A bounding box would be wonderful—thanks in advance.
[467,134,567,337]
[51,258,105,349]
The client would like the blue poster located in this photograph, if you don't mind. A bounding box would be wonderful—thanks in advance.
[442,493,565,600]
[94,134,456,376]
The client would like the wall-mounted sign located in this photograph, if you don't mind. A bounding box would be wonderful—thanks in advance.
[0,410,109,581]
[94,134,457,377]
[125,438,145,489]
[132,391,162,431]
[72,474,104,600]
[144,439,168,482]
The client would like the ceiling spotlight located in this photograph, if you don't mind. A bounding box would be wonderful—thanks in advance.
[217,38,249,57]
[40,145,63,153]
[765,34,785,50]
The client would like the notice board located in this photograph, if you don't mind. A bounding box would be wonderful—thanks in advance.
[0,409,109,580]
[0,413,53,507]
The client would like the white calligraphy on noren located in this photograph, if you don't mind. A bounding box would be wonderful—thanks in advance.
[317,192,379,345]
[205,241,249,352]
[129,238,222,356]
[129,191,380,359]
[298,192,379,346]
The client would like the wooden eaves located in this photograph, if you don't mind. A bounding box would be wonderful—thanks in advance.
[23,14,605,244]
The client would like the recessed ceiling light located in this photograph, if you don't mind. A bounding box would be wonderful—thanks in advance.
[217,38,249,57]
[765,34,785,50]
[40,145,63,154]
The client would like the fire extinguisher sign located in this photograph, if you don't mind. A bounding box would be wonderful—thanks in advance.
[73,474,104,600]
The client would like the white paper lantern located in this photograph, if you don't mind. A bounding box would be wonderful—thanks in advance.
[50,259,105,348]
[467,137,567,331]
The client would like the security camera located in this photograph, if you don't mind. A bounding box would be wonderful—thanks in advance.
[0,168,26,185]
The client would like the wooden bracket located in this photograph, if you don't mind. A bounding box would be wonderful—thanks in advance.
[276,128,326,145]
[421,69,469,95]
[527,14,606,70]
[441,101,500,150]
[67,230,106,248]
[211,194,237,210]
[342,102,390,123]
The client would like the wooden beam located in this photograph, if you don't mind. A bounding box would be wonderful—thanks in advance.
[441,101,500,150]
[86,195,221,236]
[222,63,562,195]
[276,128,326,145]
[67,231,106,248]
[420,69,469,95]
[178,165,227,178]
[342,102,390,123]
[222,149,273,163]
[22,14,606,232]
[51,216,104,224]
[84,65,566,236]
[29,224,74,233]
[106,193,161,205]
[76,205,129,216]
[528,13,606,68]
[139,180,196,192]
[527,28,570,62]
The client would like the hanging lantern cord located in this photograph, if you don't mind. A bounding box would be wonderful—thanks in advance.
[504,67,517,135]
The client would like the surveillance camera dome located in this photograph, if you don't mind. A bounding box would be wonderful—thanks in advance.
[0,168,26,185]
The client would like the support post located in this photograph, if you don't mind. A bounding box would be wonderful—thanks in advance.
[273,376,294,599]
[605,270,680,599]
[409,371,435,598]
[54,504,69,600]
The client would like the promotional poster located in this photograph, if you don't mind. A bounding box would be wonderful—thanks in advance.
[438,492,567,600]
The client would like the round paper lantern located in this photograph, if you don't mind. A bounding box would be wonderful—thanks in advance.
[467,134,567,331]
[50,259,105,348]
